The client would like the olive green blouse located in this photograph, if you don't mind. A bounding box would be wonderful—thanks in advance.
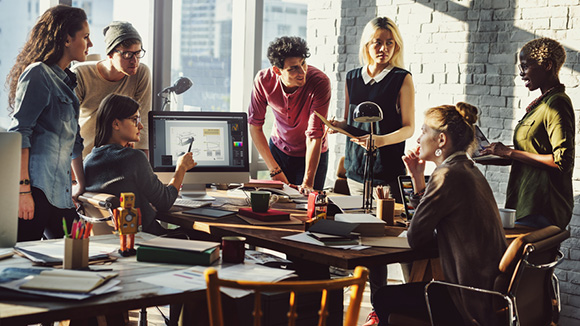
[506,89,575,229]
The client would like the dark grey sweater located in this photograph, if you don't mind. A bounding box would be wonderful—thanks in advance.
[84,144,177,235]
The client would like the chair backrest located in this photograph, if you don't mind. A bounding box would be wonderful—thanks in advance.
[204,265,369,326]
[495,225,569,326]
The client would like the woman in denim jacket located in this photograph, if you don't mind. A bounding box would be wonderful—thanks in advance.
[6,5,93,241]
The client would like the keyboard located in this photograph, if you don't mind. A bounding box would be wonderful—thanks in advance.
[173,198,213,209]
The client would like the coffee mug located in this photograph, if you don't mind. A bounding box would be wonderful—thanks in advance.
[222,236,246,264]
[499,208,516,229]
[250,191,278,212]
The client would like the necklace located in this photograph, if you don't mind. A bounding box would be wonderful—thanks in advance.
[525,84,565,113]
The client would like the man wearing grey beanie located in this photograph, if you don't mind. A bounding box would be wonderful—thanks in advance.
[72,21,151,158]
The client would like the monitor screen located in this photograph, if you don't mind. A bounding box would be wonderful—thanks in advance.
[0,132,21,247]
[149,111,250,199]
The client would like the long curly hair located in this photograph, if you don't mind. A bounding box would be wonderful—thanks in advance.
[425,102,479,153]
[6,5,87,111]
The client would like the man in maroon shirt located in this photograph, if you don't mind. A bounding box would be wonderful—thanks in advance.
[248,36,331,194]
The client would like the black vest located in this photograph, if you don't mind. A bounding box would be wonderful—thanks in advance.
[344,67,410,185]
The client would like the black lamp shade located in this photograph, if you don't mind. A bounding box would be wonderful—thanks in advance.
[353,101,383,123]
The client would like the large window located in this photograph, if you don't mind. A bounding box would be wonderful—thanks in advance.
[0,0,41,129]
[255,0,308,179]
[171,0,233,112]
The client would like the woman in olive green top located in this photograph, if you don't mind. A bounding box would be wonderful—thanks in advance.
[483,37,574,229]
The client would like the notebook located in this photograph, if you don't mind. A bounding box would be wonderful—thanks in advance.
[0,132,21,248]
[397,175,429,221]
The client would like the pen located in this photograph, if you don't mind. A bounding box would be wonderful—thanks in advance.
[187,137,194,152]
[62,218,69,238]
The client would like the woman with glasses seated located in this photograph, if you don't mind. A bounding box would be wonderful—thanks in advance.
[72,21,151,158]
[373,103,507,325]
[84,94,196,235]
[481,37,574,230]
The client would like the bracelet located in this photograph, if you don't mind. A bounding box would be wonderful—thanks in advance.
[410,189,425,200]
[19,191,31,195]
[270,168,283,178]
[19,179,30,185]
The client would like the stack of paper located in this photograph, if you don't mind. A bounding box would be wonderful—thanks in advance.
[334,213,386,236]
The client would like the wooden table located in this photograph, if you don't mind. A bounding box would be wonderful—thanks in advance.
[0,234,206,325]
[159,190,537,282]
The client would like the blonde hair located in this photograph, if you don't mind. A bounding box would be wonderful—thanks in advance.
[521,37,566,75]
[425,102,479,153]
[359,17,405,68]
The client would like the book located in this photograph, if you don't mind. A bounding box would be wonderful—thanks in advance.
[136,237,221,266]
[243,179,285,189]
[136,245,220,266]
[306,232,359,246]
[334,213,386,236]
[238,207,290,222]
[20,269,118,294]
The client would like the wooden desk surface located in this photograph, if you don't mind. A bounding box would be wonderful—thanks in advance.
[160,189,537,271]
[0,234,204,325]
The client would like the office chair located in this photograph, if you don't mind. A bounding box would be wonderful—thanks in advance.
[423,225,568,326]
[204,265,369,326]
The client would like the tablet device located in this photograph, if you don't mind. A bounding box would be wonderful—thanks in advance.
[471,126,504,161]
[398,175,429,221]
[182,208,236,219]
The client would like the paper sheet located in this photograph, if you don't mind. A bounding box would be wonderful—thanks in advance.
[281,233,369,250]
[137,262,296,298]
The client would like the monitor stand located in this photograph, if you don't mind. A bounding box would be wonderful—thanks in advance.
[180,183,215,201]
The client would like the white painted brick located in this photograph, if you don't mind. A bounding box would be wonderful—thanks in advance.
[551,17,569,30]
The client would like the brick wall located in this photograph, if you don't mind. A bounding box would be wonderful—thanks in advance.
[307,0,580,324]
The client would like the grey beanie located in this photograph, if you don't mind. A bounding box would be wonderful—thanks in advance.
[103,21,142,55]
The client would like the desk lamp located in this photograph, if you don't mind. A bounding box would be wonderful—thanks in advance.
[352,101,383,212]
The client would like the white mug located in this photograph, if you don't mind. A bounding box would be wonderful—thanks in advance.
[499,208,516,229]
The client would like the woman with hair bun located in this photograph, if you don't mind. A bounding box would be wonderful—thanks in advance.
[372,103,507,326]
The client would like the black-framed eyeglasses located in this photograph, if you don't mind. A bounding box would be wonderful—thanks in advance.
[518,61,536,74]
[114,49,146,60]
[125,115,141,127]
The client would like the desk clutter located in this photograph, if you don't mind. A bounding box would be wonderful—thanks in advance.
[0,267,121,300]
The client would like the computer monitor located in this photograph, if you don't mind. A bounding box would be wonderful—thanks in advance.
[0,132,21,247]
[149,111,250,200]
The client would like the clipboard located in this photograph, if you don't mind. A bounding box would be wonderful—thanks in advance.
[314,111,356,138]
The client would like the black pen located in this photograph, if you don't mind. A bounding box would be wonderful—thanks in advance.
[187,137,193,152]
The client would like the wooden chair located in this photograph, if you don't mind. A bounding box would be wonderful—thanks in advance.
[204,265,369,326]
[423,225,569,326]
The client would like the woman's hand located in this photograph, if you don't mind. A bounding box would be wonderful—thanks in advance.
[402,146,425,178]
[328,118,347,134]
[350,134,371,150]
[176,152,197,172]
[481,142,513,158]
[19,193,35,220]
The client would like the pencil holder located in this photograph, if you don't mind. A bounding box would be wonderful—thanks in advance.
[377,198,395,226]
[64,237,89,270]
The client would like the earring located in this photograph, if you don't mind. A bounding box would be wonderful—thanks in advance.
[435,148,442,157]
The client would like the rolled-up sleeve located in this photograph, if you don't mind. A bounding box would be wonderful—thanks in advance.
[248,73,269,127]
[546,97,575,173]
[305,73,331,139]
[8,67,50,148]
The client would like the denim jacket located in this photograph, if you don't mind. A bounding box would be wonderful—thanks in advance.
[9,62,83,209]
